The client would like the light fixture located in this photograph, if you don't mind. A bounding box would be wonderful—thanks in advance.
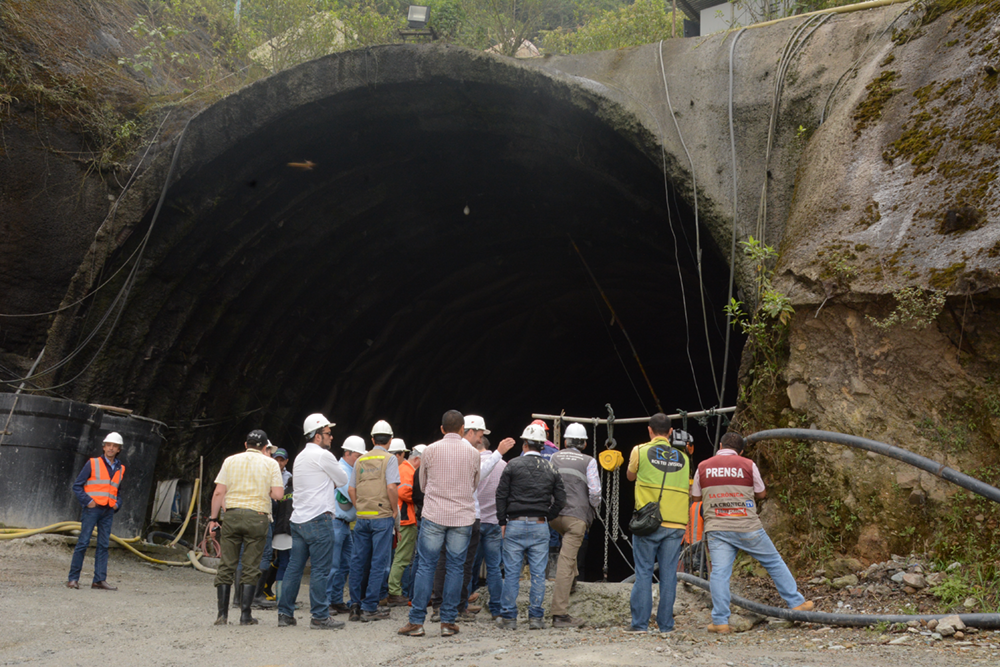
[407,5,429,29]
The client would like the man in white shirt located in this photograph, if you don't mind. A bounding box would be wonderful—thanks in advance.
[276,414,349,630]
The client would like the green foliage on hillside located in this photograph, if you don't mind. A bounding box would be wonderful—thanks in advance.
[540,0,681,54]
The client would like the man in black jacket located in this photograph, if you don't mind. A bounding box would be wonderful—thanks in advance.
[495,423,566,630]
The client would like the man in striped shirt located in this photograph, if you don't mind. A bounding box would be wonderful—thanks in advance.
[398,410,481,637]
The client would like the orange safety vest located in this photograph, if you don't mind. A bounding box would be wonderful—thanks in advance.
[83,457,124,508]
[684,501,704,545]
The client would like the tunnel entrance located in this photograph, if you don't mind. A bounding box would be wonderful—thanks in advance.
[53,49,744,582]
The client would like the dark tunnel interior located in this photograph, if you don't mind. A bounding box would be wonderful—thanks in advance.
[64,75,745,580]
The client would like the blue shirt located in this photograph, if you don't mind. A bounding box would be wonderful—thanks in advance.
[334,458,357,522]
[73,455,124,512]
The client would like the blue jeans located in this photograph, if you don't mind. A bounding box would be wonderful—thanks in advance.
[631,526,685,632]
[478,522,504,616]
[259,522,273,572]
[402,537,419,599]
[500,519,549,619]
[349,517,395,612]
[68,505,115,583]
[327,518,353,605]
[408,519,472,625]
[707,529,804,625]
[278,514,334,620]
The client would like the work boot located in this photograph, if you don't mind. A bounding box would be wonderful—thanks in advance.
[440,622,459,637]
[387,594,410,607]
[793,600,815,612]
[363,608,390,621]
[552,615,586,628]
[214,584,231,625]
[430,608,440,622]
[707,623,731,634]
[239,583,258,625]
[529,617,545,630]
[232,571,242,608]
[310,616,345,630]
[398,622,425,636]
[253,576,276,609]
[277,614,296,627]
[330,602,351,614]
[349,605,364,622]
[495,617,516,630]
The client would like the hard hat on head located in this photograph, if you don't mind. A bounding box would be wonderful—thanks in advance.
[342,435,367,454]
[463,415,491,434]
[564,423,588,440]
[371,420,393,437]
[412,444,427,457]
[103,432,124,446]
[521,423,546,442]
[388,438,408,453]
[531,419,550,431]
[303,413,334,436]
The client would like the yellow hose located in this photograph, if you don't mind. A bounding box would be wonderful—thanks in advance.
[168,478,200,547]
[0,522,196,567]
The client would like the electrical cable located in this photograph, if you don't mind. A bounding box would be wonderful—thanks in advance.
[1,116,193,391]
[658,41,720,405]
[0,112,172,319]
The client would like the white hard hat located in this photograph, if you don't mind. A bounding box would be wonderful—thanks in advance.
[564,423,588,440]
[303,413,334,436]
[371,420,394,437]
[520,424,546,442]
[463,415,491,434]
[342,435,367,454]
[266,440,277,454]
[412,444,427,457]
[103,432,124,446]
[388,438,408,453]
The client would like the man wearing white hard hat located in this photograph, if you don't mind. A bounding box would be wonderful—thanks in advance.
[386,438,417,606]
[347,420,400,621]
[277,413,349,630]
[67,432,126,591]
[548,422,602,628]
[327,435,366,614]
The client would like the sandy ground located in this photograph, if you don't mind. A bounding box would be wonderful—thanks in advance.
[1,535,998,667]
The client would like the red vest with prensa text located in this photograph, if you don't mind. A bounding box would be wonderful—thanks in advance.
[83,457,124,508]
[697,453,761,533]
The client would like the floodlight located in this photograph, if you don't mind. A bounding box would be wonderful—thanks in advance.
[407,5,429,29]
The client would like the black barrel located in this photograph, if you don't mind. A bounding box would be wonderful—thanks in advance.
[98,411,165,537]
[0,393,163,538]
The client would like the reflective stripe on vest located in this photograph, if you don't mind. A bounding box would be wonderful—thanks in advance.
[355,453,393,518]
[83,457,124,507]
[634,440,688,526]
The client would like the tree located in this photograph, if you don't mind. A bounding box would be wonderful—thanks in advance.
[540,0,679,55]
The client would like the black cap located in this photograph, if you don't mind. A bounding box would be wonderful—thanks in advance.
[246,429,269,446]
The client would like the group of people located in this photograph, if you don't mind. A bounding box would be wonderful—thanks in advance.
[66,410,813,636]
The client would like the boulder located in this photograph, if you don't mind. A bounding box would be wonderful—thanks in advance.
[902,573,926,589]
[831,574,859,589]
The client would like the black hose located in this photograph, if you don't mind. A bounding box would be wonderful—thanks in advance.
[747,428,1000,505]
[146,530,193,550]
[677,572,1000,628]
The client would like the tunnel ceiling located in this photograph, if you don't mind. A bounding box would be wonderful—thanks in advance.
[56,47,742,469]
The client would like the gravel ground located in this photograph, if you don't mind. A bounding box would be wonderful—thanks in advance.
[2,535,998,667]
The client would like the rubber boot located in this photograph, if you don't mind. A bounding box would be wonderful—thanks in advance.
[215,584,231,625]
[232,566,242,608]
[239,583,258,625]
[253,573,276,608]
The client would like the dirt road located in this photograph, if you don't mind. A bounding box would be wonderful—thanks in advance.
[1,535,997,667]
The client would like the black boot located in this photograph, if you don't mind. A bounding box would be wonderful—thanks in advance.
[253,573,276,608]
[239,583,258,625]
[215,584,231,625]
[232,567,242,608]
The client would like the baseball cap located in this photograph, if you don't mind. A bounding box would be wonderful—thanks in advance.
[272,448,289,459]
[247,429,268,446]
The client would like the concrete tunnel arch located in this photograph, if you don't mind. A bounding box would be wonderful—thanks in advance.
[47,44,744,490]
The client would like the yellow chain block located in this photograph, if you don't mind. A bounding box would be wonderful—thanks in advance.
[598,449,624,471]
